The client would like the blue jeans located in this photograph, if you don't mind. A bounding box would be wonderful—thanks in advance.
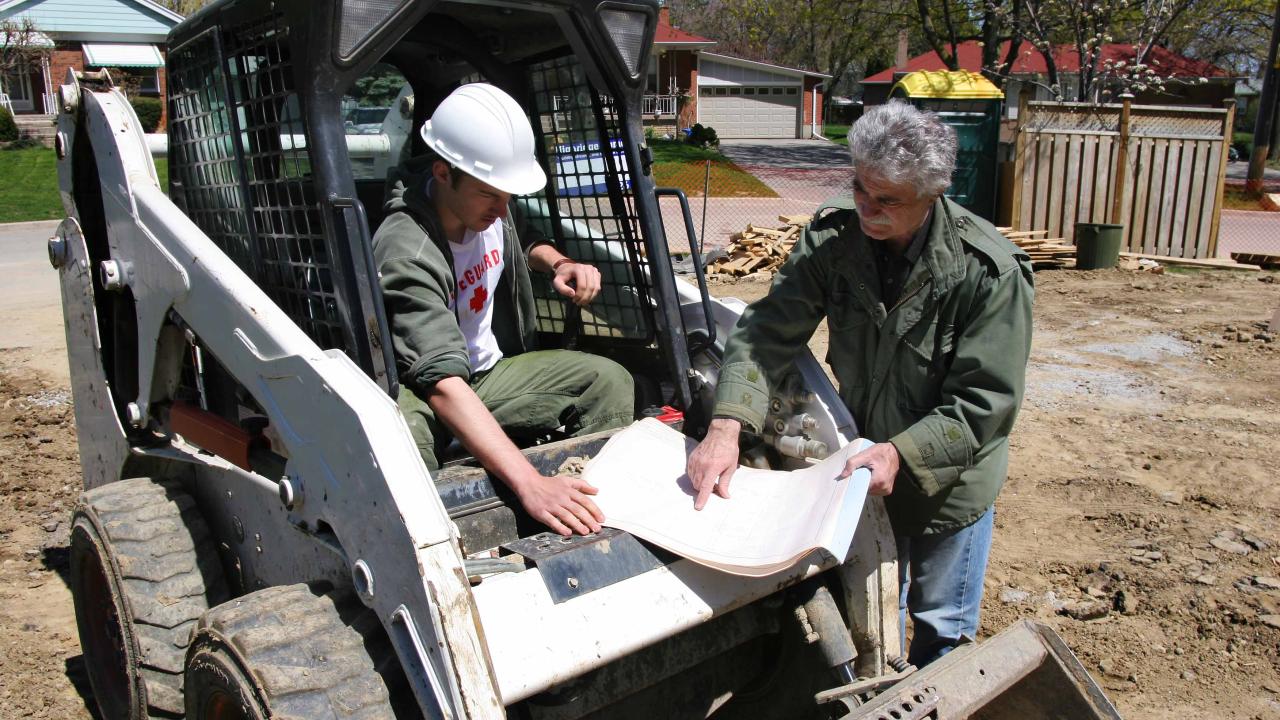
[897,507,995,667]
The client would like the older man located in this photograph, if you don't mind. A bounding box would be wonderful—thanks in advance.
[687,101,1034,666]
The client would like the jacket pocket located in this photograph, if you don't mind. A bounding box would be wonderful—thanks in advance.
[897,314,955,412]
[827,288,870,332]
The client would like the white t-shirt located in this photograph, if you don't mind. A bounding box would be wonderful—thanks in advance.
[448,223,505,373]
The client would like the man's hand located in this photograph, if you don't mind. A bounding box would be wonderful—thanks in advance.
[513,473,605,536]
[552,261,602,306]
[842,442,901,496]
[687,418,742,510]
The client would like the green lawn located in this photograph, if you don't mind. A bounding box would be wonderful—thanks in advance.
[0,146,168,223]
[649,139,777,198]
[1223,186,1279,211]
[0,147,64,223]
[824,124,850,146]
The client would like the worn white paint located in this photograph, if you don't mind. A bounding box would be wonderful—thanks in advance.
[59,78,505,719]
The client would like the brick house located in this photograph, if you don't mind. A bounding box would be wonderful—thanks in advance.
[646,5,829,139]
[0,0,182,128]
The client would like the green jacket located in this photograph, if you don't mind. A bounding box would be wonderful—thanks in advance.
[372,158,542,395]
[714,196,1034,535]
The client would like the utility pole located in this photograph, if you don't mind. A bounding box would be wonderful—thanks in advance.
[1247,0,1280,191]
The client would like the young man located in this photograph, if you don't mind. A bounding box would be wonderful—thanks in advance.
[373,83,634,536]
[686,102,1034,666]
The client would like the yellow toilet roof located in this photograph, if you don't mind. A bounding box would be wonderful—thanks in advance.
[892,70,1004,99]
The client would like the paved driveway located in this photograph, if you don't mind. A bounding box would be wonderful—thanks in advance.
[1224,160,1280,185]
[717,138,851,170]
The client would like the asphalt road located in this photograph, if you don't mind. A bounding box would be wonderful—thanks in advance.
[0,219,68,382]
[1225,160,1280,184]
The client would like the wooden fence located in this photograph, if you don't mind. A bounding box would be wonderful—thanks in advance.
[1010,99,1235,259]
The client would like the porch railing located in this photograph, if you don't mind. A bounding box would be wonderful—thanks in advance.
[642,94,676,116]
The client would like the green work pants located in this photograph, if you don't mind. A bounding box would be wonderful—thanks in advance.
[397,350,635,471]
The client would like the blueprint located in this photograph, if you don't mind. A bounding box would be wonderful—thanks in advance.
[584,419,873,577]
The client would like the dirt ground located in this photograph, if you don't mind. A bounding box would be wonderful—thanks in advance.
[2,266,1279,718]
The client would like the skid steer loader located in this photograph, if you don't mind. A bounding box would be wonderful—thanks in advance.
[51,0,1121,717]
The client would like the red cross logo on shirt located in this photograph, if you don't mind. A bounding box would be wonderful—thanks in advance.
[469,286,488,313]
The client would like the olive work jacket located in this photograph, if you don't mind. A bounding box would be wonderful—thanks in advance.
[713,196,1035,536]
[372,157,544,396]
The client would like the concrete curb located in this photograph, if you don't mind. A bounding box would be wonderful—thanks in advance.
[0,219,63,229]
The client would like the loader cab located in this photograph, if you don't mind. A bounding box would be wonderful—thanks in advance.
[164,0,700,420]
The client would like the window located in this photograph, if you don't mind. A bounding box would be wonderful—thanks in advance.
[340,63,412,179]
[786,87,797,95]
[772,87,785,95]
[729,87,741,95]
[714,87,727,96]
[743,87,755,95]
[700,88,712,96]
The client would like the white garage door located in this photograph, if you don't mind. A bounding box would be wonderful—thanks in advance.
[698,86,800,138]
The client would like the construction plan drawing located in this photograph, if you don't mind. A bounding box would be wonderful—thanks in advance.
[584,419,873,577]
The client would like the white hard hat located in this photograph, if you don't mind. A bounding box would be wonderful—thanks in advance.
[420,83,547,196]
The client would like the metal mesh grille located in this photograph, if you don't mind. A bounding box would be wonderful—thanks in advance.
[526,55,654,343]
[168,14,348,354]
[167,29,256,270]
[223,14,345,351]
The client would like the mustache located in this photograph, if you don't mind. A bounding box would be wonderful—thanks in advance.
[860,214,894,227]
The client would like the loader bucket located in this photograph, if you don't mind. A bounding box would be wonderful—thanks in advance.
[847,620,1121,720]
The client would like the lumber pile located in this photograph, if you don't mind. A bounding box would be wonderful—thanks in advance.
[1121,252,1260,271]
[706,215,810,279]
[998,228,1076,269]
[1230,252,1280,270]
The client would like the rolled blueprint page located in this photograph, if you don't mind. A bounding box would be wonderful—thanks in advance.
[585,419,873,577]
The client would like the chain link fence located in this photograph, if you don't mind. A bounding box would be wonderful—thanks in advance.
[1217,208,1280,259]
[654,138,854,257]
[651,137,1280,268]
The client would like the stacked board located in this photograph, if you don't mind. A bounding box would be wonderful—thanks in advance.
[706,215,810,279]
[997,228,1076,269]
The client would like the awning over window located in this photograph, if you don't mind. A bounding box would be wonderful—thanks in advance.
[83,43,164,68]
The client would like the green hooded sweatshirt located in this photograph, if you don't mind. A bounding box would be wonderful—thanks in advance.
[372,158,543,395]
[713,196,1035,536]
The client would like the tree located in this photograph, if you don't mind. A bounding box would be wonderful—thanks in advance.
[913,0,1025,87]
[1162,0,1276,77]
[154,0,214,15]
[0,18,52,99]
[991,0,1207,101]
[674,0,899,108]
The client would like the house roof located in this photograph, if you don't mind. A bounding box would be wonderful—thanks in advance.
[862,40,1229,84]
[654,12,714,46]
[701,51,831,80]
[0,0,182,42]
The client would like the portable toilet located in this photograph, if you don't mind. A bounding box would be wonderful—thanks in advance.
[891,71,1003,221]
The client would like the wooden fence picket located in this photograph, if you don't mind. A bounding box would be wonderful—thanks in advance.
[1010,101,1230,259]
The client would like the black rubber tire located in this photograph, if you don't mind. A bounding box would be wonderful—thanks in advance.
[70,477,229,719]
[184,584,407,720]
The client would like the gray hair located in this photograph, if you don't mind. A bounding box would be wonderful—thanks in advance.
[848,101,957,198]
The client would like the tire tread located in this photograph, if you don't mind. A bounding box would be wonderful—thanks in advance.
[190,584,401,720]
[78,477,228,717]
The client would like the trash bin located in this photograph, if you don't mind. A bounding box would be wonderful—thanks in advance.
[1074,223,1124,270]
[891,71,1003,221]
